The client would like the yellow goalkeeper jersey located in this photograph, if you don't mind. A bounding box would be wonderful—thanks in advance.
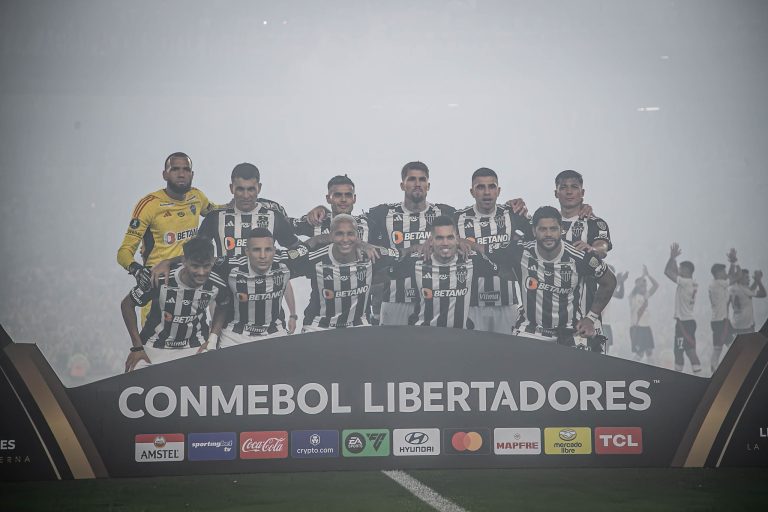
[117,188,216,270]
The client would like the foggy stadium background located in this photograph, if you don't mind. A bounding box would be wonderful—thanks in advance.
[1,0,766,386]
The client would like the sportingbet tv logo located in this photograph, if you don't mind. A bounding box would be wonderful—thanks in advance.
[342,429,390,457]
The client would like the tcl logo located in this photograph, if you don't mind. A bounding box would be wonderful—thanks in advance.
[595,427,642,455]
[0,439,16,450]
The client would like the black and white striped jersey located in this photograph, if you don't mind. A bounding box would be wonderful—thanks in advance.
[367,202,456,303]
[494,240,608,337]
[198,201,299,258]
[131,264,229,349]
[390,253,502,328]
[296,245,398,328]
[218,247,308,336]
[560,215,612,250]
[455,204,531,307]
[291,213,370,242]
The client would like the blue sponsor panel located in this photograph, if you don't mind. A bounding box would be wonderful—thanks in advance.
[291,430,339,458]
[188,432,237,461]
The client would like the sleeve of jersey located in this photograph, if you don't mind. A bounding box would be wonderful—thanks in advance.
[487,242,523,279]
[588,217,612,250]
[198,212,218,239]
[128,269,157,307]
[437,204,457,218]
[117,196,156,270]
[471,253,500,278]
[365,206,389,247]
[389,255,416,279]
[197,189,219,217]
[291,217,314,237]
[372,247,401,273]
[572,245,608,278]
[279,244,312,277]
[274,212,301,248]
[210,269,232,305]
[513,214,534,240]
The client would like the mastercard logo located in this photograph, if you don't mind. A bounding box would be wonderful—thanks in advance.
[225,237,236,251]
[451,432,483,452]
[422,288,433,300]
[323,289,335,300]
[392,231,404,245]
[526,276,539,290]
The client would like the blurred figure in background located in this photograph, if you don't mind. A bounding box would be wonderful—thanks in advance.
[629,265,658,363]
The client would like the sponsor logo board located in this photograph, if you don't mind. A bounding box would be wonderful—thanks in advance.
[594,427,642,455]
[240,431,289,459]
[342,429,390,457]
[544,427,592,455]
[393,429,440,456]
[444,429,490,454]
[188,432,236,461]
[493,428,542,455]
[291,430,339,458]
[135,434,184,462]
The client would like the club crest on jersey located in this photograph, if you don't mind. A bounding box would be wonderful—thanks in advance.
[256,215,270,228]
[190,204,197,215]
[456,268,468,283]
[356,267,368,282]
[273,272,284,287]
[561,270,573,282]
[571,221,584,239]
[597,220,607,230]
[424,213,435,224]
[129,218,141,229]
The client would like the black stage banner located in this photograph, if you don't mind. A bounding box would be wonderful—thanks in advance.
[1,325,767,480]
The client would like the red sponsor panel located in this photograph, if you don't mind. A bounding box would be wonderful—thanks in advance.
[240,431,289,459]
[594,427,643,455]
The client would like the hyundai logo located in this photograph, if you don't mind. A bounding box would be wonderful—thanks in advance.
[404,432,429,445]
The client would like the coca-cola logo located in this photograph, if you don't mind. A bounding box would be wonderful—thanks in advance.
[239,431,289,459]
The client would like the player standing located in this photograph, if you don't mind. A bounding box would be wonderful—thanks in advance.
[664,243,702,373]
[728,251,766,335]
[121,237,229,371]
[629,265,659,363]
[291,175,370,242]
[454,168,531,333]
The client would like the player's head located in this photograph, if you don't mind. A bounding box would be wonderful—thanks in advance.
[400,161,430,203]
[430,215,458,263]
[230,163,261,212]
[679,260,695,278]
[711,263,727,280]
[163,152,193,194]
[740,268,750,285]
[331,214,359,257]
[531,206,563,252]
[470,167,500,212]
[326,175,356,215]
[182,236,215,285]
[246,228,275,273]
[554,170,584,210]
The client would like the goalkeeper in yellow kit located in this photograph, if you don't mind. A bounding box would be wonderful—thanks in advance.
[117,152,218,320]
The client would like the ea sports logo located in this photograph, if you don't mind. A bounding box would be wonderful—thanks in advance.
[164,232,176,244]
[422,288,433,300]
[323,289,335,300]
[526,276,539,290]
[451,432,483,452]
[392,231,404,245]
[226,237,236,251]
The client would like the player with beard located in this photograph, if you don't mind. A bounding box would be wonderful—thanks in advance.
[454,167,531,334]
[291,175,370,242]
[506,207,616,349]
[121,237,229,371]
[296,215,398,331]
[391,216,517,329]
[365,162,456,325]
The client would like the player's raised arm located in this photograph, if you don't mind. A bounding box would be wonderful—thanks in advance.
[664,243,682,282]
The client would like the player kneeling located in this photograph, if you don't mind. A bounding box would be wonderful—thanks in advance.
[207,228,308,348]
[121,237,229,372]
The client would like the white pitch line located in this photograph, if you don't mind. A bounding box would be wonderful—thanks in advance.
[382,470,470,512]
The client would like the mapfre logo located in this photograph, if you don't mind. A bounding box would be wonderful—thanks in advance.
[594,427,642,455]
[493,428,541,455]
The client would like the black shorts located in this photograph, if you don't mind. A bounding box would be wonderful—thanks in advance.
[675,319,697,350]
[711,320,732,347]
[630,326,654,354]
